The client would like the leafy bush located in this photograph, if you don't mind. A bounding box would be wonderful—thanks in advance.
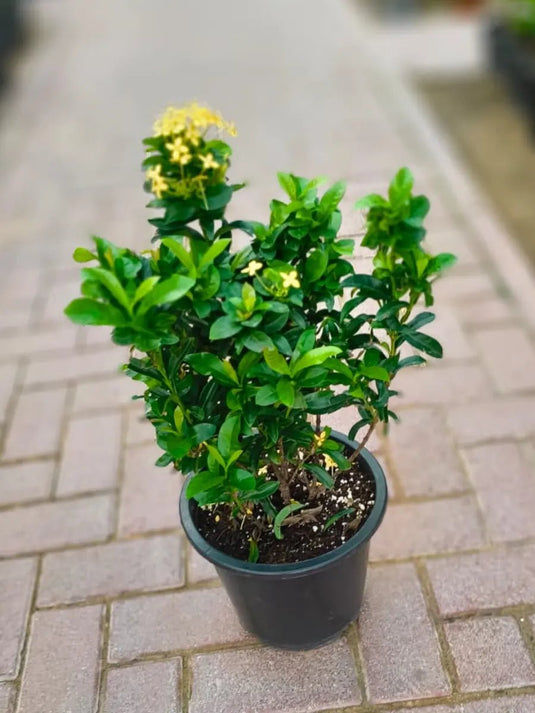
[65,103,455,539]
[500,0,535,36]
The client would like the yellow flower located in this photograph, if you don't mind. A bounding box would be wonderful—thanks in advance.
[165,137,189,163]
[200,152,219,170]
[241,260,263,277]
[281,270,300,289]
[313,430,327,448]
[153,102,237,138]
[323,454,337,471]
[145,165,169,198]
[184,124,201,146]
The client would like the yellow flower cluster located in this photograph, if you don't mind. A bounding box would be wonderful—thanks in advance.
[153,102,237,139]
[145,165,168,199]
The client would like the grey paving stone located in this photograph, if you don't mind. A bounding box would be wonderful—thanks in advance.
[72,377,141,413]
[189,639,361,713]
[463,442,535,542]
[0,494,115,556]
[18,606,103,713]
[0,558,37,679]
[359,563,449,703]
[473,327,535,394]
[448,396,535,445]
[0,460,54,506]
[3,386,67,459]
[0,684,14,713]
[24,349,121,387]
[57,412,122,495]
[393,364,488,407]
[103,660,181,713]
[0,363,17,424]
[187,544,218,584]
[38,534,183,606]
[387,408,467,497]
[109,588,250,662]
[118,444,179,536]
[445,617,535,691]
[370,496,485,561]
[426,545,535,615]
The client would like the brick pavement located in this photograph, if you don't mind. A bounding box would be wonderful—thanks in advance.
[1,0,535,711]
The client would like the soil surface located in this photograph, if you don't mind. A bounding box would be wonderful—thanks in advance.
[192,453,376,564]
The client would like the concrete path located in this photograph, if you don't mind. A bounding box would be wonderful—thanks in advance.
[1,0,535,711]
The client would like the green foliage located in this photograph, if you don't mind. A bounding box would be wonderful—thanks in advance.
[500,0,535,35]
[65,110,455,528]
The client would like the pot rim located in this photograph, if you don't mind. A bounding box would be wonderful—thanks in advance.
[179,430,388,577]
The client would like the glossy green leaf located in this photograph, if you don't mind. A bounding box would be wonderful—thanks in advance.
[322,507,355,532]
[64,298,126,326]
[273,502,305,540]
[276,379,295,407]
[137,275,195,315]
[293,346,341,374]
[73,247,96,263]
[264,349,290,375]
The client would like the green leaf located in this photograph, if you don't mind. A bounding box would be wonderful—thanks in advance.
[255,385,278,406]
[360,365,390,381]
[276,379,295,407]
[81,267,131,312]
[192,423,217,444]
[293,346,341,374]
[389,167,414,204]
[243,331,274,352]
[73,247,96,263]
[64,298,126,326]
[264,349,290,375]
[273,502,306,540]
[342,274,389,299]
[186,471,223,498]
[161,238,196,273]
[209,315,241,340]
[294,329,316,356]
[229,467,256,491]
[137,275,195,315]
[218,414,240,459]
[248,539,259,563]
[205,443,226,468]
[320,180,346,213]
[403,331,443,359]
[303,462,335,488]
[304,249,328,282]
[323,507,355,532]
[277,172,297,200]
[198,239,231,268]
[398,355,426,369]
[186,353,239,386]
[173,406,184,432]
[354,193,386,210]
[407,312,435,331]
[241,282,256,313]
[132,276,160,307]
[428,252,457,274]
[247,481,279,500]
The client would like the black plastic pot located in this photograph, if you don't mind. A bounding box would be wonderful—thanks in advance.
[179,431,388,650]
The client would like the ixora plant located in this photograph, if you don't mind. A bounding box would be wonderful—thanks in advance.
[65,103,455,649]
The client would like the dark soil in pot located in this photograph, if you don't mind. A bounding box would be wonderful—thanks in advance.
[191,452,376,564]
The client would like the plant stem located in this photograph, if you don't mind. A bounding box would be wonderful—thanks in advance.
[348,417,378,464]
[277,438,291,504]
[315,414,321,435]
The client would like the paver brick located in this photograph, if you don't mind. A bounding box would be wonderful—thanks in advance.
[38,534,183,606]
[370,495,485,561]
[385,700,535,713]
[0,460,54,506]
[109,588,250,662]
[473,327,535,394]
[72,377,141,413]
[463,443,535,542]
[426,545,535,615]
[24,349,122,387]
[57,412,122,495]
[359,562,449,702]
[448,396,535,445]
[433,273,498,303]
[103,660,181,713]
[18,605,103,713]
[0,327,77,362]
[424,306,475,361]
[0,684,13,713]
[0,493,114,556]
[445,617,535,691]
[457,296,513,327]
[0,558,37,679]
[189,638,361,713]
[388,409,467,496]
[3,386,67,459]
[118,444,179,536]
[0,363,17,423]
[187,544,218,584]
[393,364,488,406]
[125,409,154,446]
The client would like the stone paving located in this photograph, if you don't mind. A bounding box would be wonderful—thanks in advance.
[1,0,535,711]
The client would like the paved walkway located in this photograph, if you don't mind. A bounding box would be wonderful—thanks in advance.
[1,1,535,711]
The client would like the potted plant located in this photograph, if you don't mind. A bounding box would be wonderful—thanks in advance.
[488,0,535,132]
[65,103,455,650]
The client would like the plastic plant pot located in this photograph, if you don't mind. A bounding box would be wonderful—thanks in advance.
[179,431,388,650]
